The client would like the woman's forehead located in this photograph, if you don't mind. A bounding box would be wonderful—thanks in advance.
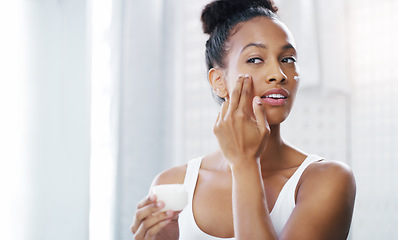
[228,16,296,51]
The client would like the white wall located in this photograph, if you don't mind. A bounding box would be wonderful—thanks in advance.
[278,0,350,163]
[349,0,398,238]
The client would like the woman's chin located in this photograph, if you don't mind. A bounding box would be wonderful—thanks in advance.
[265,108,291,126]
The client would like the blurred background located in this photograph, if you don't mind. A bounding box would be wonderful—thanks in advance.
[1,0,397,239]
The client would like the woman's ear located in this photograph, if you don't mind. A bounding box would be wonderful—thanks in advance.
[208,68,228,98]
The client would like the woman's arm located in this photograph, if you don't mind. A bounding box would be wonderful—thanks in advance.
[214,75,277,239]
[230,160,277,239]
[280,161,356,240]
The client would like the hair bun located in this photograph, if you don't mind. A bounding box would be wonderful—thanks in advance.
[201,0,278,35]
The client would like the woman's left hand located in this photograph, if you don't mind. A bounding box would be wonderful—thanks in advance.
[213,75,270,167]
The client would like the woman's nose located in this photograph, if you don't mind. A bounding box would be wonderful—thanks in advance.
[265,62,287,84]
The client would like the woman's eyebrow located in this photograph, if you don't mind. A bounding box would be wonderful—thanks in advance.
[282,43,296,51]
[240,43,296,53]
[240,43,267,53]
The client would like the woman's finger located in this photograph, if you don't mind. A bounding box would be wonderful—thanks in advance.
[132,194,157,233]
[137,194,156,209]
[145,218,172,239]
[134,211,173,240]
[238,75,254,114]
[228,75,244,112]
[220,100,229,121]
[214,100,229,135]
[252,96,269,135]
[144,218,173,240]
[131,200,164,234]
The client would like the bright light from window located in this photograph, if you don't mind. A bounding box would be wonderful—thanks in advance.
[0,2,31,240]
[89,0,115,239]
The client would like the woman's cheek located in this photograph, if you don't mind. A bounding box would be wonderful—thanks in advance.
[225,72,245,92]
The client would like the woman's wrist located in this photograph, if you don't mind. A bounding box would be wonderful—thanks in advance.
[229,158,261,175]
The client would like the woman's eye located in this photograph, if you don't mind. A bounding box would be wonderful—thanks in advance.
[281,57,296,63]
[247,57,263,64]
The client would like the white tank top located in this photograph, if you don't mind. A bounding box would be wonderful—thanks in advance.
[178,155,323,239]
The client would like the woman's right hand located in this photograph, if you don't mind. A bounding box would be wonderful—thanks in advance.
[213,75,269,167]
[131,194,180,240]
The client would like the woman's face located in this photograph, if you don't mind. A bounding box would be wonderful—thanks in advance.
[223,16,300,125]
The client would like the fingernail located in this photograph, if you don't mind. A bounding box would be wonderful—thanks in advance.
[255,96,262,105]
[149,194,156,201]
[244,74,250,78]
[156,201,164,208]
[166,210,173,216]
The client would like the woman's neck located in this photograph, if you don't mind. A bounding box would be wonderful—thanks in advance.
[213,124,299,173]
[259,124,288,171]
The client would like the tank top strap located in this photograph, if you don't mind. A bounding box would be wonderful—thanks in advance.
[183,157,203,199]
[277,154,324,206]
[270,154,324,236]
[179,157,236,240]
[287,154,324,186]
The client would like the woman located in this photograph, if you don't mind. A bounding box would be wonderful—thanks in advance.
[131,0,356,239]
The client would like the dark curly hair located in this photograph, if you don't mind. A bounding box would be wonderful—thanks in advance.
[201,0,279,104]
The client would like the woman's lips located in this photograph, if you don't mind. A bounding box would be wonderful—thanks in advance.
[261,97,287,106]
[260,88,289,106]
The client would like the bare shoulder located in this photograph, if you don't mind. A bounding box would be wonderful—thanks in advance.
[282,160,356,239]
[300,160,356,192]
[151,164,188,188]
